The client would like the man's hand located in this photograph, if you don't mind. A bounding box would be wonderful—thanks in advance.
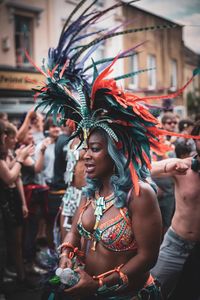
[165,160,189,175]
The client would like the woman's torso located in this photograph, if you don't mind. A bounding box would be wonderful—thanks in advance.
[77,196,149,293]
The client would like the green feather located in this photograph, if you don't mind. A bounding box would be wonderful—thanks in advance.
[193,68,200,76]
[114,68,155,81]
[72,24,177,63]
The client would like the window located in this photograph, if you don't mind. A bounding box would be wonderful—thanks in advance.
[15,15,33,66]
[130,53,139,89]
[170,59,177,90]
[147,54,156,90]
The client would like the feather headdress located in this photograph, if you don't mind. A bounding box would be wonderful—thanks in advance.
[29,0,200,196]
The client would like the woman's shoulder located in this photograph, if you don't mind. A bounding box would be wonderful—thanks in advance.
[129,181,157,210]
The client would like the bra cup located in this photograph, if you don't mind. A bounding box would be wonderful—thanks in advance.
[100,217,135,251]
[77,204,136,252]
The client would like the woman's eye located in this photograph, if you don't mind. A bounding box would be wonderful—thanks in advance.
[91,147,100,152]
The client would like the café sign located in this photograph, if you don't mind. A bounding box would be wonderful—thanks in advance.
[0,70,44,91]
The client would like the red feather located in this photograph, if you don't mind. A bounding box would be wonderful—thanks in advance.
[59,59,69,79]
[148,127,200,140]
[134,76,194,102]
[142,150,151,170]
[91,55,120,105]
[25,50,47,77]
[129,162,140,196]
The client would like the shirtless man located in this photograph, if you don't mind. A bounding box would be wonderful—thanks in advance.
[150,120,200,299]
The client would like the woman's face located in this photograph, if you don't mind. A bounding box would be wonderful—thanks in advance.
[5,133,17,150]
[84,131,114,179]
[23,128,34,145]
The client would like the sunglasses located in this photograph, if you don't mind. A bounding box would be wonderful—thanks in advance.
[165,121,177,125]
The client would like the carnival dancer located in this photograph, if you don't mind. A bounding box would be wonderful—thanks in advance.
[28,2,200,299]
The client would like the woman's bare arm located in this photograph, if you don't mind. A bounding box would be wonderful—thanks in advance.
[0,144,34,185]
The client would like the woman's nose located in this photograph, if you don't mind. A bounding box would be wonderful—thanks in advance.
[83,148,91,159]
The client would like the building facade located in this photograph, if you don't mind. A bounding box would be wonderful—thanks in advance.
[0,0,124,118]
[183,46,200,116]
[0,0,199,118]
[122,4,185,109]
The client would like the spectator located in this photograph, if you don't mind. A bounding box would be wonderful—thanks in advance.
[175,141,193,159]
[176,118,195,156]
[18,126,51,264]
[151,121,200,299]
[4,122,29,287]
[151,113,177,235]
[35,117,61,186]
[178,119,194,134]
[17,108,45,146]
[0,121,33,291]
[34,117,61,247]
[0,113,8,123]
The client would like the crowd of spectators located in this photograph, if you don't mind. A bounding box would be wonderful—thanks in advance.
[0,109,199,299]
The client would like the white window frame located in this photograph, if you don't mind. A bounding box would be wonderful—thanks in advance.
[170,59,177,91]
[129,53,139,90]
[147,54,156,90]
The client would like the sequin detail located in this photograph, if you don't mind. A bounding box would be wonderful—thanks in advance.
[77,201,137,252]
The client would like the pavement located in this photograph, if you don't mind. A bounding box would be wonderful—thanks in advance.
[2,267,45,300]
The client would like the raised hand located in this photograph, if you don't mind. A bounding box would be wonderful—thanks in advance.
[165,160,189,175]
[16,144,35,162]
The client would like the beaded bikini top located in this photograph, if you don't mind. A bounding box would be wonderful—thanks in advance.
[77,193,137,252]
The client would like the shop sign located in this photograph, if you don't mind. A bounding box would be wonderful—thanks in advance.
[0,70,44,91]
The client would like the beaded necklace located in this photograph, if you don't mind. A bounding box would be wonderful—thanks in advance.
[91,190,115,250]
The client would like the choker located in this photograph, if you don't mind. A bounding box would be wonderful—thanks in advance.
[191,155,200,174]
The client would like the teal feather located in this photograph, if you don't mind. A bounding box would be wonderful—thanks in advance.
[84,52,137,72]
[193,68,200,76]
[91,58,99,82]
[114,68,156,81]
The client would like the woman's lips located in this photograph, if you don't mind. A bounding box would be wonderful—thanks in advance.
[85,164,95,174]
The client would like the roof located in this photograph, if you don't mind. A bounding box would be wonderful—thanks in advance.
[184,46,200,66]
[122,1,182,27]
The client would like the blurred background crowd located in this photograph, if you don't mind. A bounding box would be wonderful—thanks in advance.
[0,107,199,296]
[0,0,200,299]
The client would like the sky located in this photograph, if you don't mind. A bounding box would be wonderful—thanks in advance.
[133,0,200,54]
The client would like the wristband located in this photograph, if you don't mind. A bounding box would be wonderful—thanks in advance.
[16,160,23,166]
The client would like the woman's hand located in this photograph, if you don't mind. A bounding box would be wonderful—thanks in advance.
[59,255,73,269]
[16,144,35,162]
[22,204,29,218]
[64,268,98,298]
[40,137,51,153]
